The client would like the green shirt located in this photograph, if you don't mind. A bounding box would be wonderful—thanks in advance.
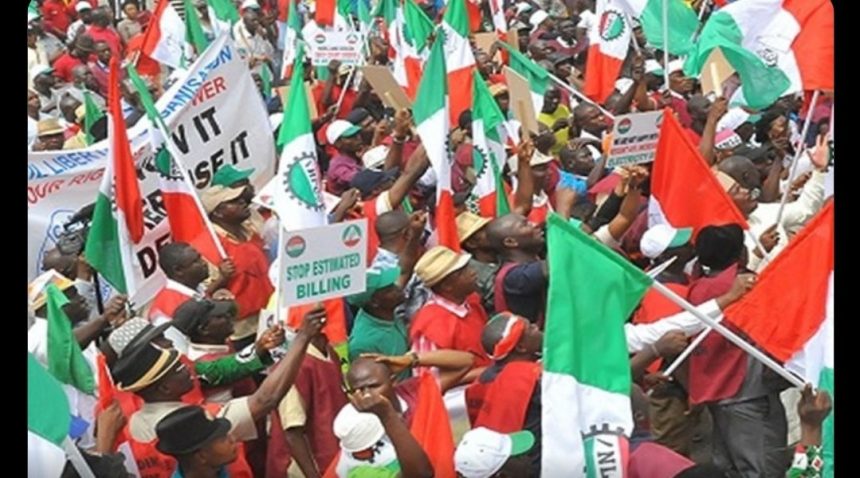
[349,309,410,379]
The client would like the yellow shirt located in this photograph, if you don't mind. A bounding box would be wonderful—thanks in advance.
[538,105,572,155]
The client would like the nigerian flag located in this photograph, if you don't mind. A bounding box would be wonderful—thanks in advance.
[45,284,95,394]
[471,75,510,218]
[206,0,240,37]
[542,213,652,476]
[82,91,104,146]
[498,42,550,112]
[270,44,327,231]
[29,353,73,477]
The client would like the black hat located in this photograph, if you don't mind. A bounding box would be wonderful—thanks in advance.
[111,342,181,392]
[345,107,372,125]
[350,168,399,197]
[155,406,231,456]
[172,299,237,337]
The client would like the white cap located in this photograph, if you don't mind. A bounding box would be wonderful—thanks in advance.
[529,10,549,29]
[667,59,685,75]
[75,1,93,12]
[717,107,752,132]
[455,428,535,478]
[325,119,361,145]
[640,224,693,259]
[514,2,533,15]
[645,59,664,75]
[362,145,389,170]
[615,78,634,96]
[30,64,54,82]
[333,404,386,452]
[241,0,261,9]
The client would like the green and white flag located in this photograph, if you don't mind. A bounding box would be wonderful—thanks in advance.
[206,0,240,37]
[28,352,72,478]
[619,0,699,56]
[470,75,510,218]
[82,91,104,146]
[683,0,792,110]
[269,45,327,231]
[84,59,145,296]
[184,0,210,54]
[542,214,652,476]
[46,284,95,394]
[498,42,550,112]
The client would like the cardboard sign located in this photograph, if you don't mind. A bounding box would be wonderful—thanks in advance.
[504,66,539,135]
[474,32,502,62]
[277,82,319,119]
[606,111,664,168]
[278,220,368,306]
[701,47,735,98]
[309,30,365,66]
[361,65,413,110]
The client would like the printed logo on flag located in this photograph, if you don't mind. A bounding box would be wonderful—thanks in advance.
[756,48,778,67]
[315,34,326,44]
[599,10,626,42]
[346,33,360,44]
[617,118,632,134]
[284,152,325,212]
[342,224,362,247]
[472,145,489,176]
[285,235,307,258]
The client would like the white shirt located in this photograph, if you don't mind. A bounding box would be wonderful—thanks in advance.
[745,170,826,272]
[624,299,723,353]
[577,9,597,36]
[580,130,604,162]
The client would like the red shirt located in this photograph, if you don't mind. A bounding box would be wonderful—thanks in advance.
[312,83,356,121]
[41,0,74,38]
[53,52,84,83]
[217,231,275,320]
[410,293,491,367]
[87,25,123,58]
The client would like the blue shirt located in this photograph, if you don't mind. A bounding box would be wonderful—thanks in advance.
[173,466,228,478]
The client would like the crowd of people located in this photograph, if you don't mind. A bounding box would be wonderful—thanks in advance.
[28,0,834,477]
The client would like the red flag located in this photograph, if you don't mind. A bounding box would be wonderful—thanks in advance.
[108,57,145,243]
[724,202,833,362]
[316,0,335,26]
[649,109,749,235]
[410,373,456,478]
[784,0,833,92]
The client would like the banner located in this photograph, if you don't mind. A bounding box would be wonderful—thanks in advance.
[308,30,365,66]
[28,36,276,307]
[607,111,664,169]
[278,220,368,306]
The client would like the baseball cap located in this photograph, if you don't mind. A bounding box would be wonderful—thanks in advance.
[362,145,389,170]
[333,404,386,452]
[529,10,549,30]
[326,120,362,145]
[241,0,261,10]
[200,185,245,213]
[667,59,685,75]
[211,165,255,187]
[644,59,664,77]
[75,1,93,12]
[30,64,55,83]
[455,428,535,478]
[347,265,401,306]
[640,224,693,259]
[714,129,743,151]
[349,168,399,197]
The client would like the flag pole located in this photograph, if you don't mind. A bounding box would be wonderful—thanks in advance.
[662,323,716,377]
[775,90,821,226]
[125,62,229,260]
[662,0,670,90]
[649,280,806,388]
[63,437,97,478]
[546,74,616,120]
[698,0,710,20]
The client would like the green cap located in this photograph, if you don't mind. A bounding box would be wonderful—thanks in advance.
[347,265,401,306]
[508,430,536,456]
[212,165,255,187]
